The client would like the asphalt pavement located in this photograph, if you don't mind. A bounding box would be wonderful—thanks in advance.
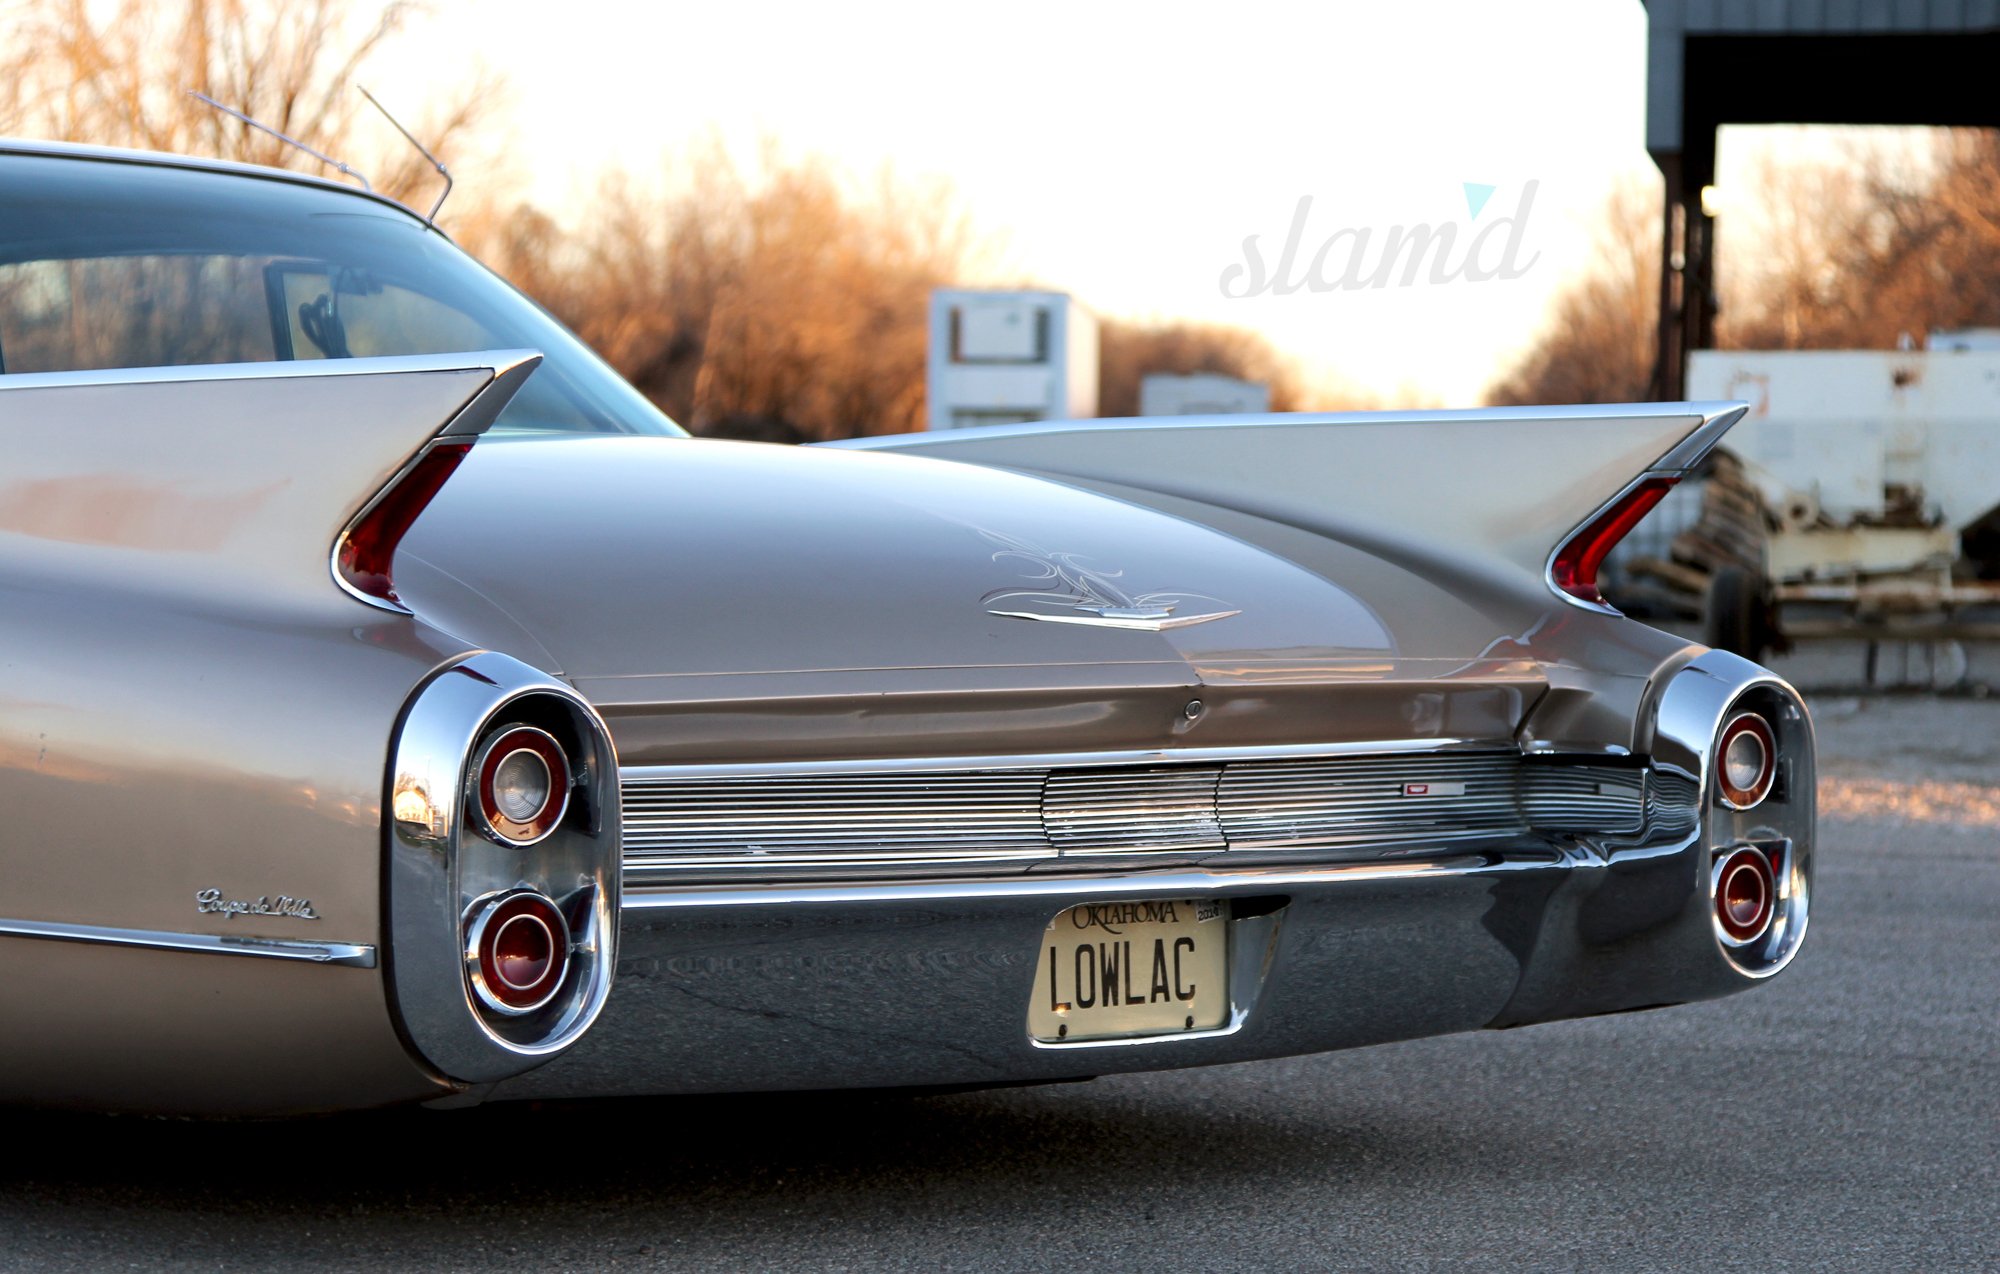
[2,697,1996,1272]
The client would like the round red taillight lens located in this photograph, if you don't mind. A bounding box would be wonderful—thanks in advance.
[1714,847,1776,945]
[473,726,571,846]
[1716,712,1776,810]
[465,891,571,1014]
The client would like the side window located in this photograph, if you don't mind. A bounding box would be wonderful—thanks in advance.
[0,256,276,373]
[270,265,494,360]
[0,256,501,375]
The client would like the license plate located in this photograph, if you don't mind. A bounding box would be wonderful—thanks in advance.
[1027,898,1229,1042]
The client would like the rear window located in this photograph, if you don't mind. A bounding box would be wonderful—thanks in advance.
[0,153,684,437]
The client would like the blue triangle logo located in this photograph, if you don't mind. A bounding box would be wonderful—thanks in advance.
[1463,182,1496,219]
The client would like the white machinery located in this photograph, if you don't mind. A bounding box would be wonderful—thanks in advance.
[1138,373,1270,417]
[927,289,1098,431]
[1683,344,2000,648]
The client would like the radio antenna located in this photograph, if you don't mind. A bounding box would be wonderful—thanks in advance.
[358,85,453,227]
[186,90,373,191]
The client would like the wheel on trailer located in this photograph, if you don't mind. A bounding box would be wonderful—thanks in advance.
[1704,566,1771,661]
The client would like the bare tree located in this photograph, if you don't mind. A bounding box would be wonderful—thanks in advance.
[1097,318,1306,417]
[1718,130,2000,351]
[470,140,986,441]
[1483,131,2000,407]
[0,0,497,211]
[3,4,1328,440]
[1486,177,1660,406]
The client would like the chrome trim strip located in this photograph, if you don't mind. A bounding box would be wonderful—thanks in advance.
[620,855,1511,910]
[435,354,543,436]
[0,348,544,395]
[619,738,1499,783]
[0,917,377,968]
[1652,403,1750,472]
[823,400,1753,450]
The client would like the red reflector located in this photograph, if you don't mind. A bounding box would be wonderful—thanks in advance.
[466,891,571,1014]
[1550,477,1677,607]
[1716,712,1777,809]
[336,442,471,607]
[492,912,556,991]
[474,725,572,847]
[1713,847,1775,944]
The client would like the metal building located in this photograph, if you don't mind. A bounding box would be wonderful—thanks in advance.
[1646,0,2000,397]
[926,289,1098,431]
[1138,373,1270,417]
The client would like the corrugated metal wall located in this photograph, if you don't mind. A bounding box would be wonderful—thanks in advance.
[1648,0,2000,156]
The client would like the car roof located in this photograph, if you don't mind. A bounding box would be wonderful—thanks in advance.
[0,137,428,225]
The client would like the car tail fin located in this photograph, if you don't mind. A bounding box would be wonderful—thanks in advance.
[0,351,537,611]
[831,402,1746,612]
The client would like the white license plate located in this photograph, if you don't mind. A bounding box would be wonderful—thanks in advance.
[1027,898,1229,1042]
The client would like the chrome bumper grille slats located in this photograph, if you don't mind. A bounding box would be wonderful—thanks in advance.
[1043,766,1226,853]
[1219,754,1522,848]
[620,749,1692,881]
[1518,766,1649,834]
[1642,772,1702,842]
[620,772,1050,866]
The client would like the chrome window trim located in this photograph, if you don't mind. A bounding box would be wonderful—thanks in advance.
[0,917,376,968]
[0,137,428,218]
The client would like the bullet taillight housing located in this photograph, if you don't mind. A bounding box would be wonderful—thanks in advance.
[1651,655,1814,986]
[388,653,620,1085]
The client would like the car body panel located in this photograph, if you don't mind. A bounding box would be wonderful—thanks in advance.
[0,357,545,1113]
[400,435,1402,680]
[0,359,495,606]
[0,142,1815,1116]
[396,434,1583,765]
[0,941,447,1114]
[832,404,1743,587]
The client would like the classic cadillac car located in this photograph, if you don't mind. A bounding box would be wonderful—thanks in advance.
[0,141,1814,1115]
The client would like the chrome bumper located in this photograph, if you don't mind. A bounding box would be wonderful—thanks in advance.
[484,649,1813,1101]
[489,836,1750,1100]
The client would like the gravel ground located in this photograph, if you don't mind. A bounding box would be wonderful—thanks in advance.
[2,689,1996,1272]
[1814,694,2000,827]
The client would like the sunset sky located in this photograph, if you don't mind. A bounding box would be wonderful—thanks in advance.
[379,0,1658,406]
